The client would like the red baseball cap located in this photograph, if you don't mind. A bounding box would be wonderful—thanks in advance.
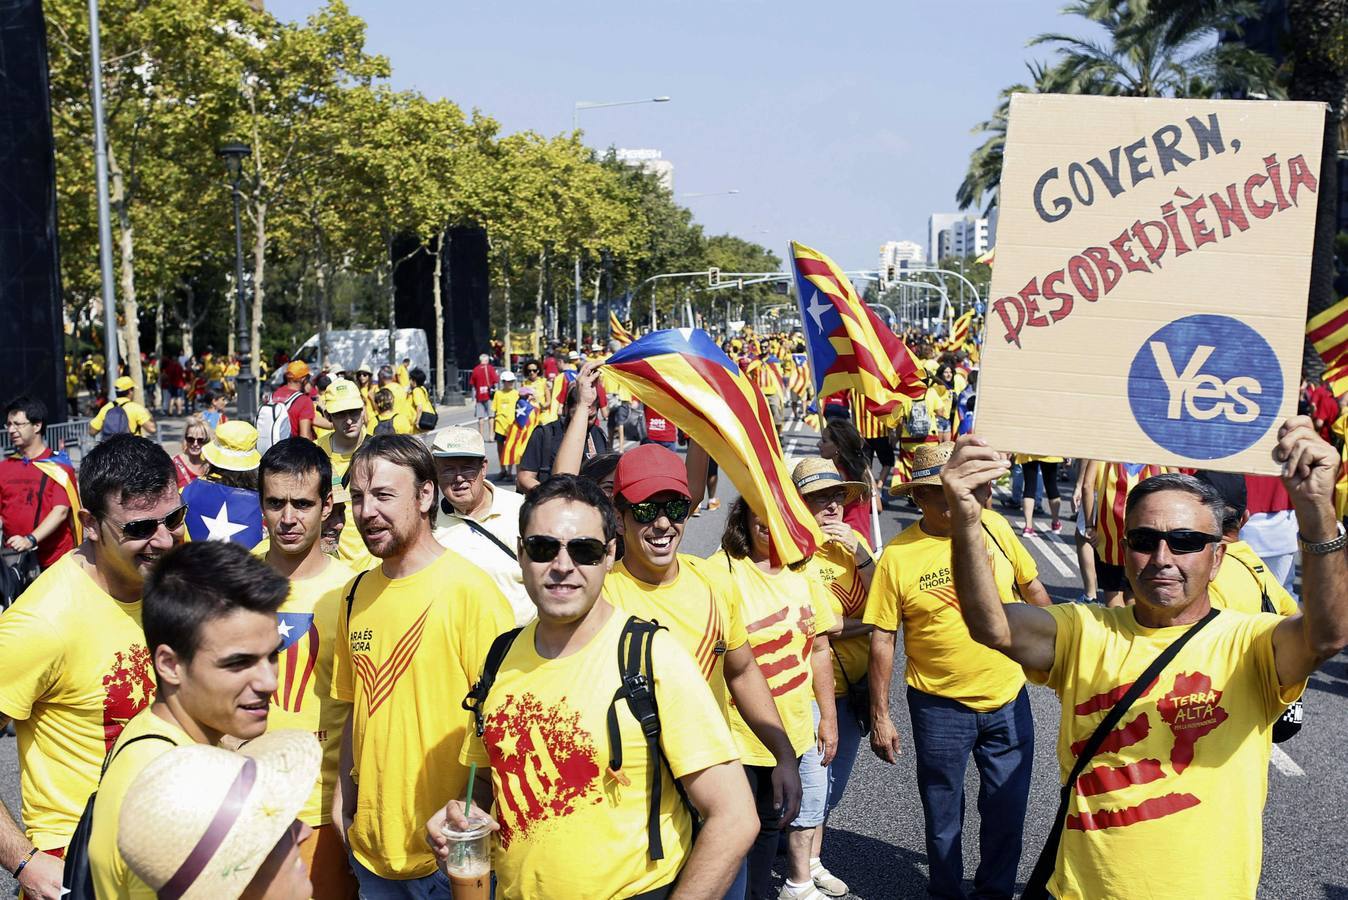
[612,444,690,504]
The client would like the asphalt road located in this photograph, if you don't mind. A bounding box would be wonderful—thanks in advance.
[3,416,1346,898]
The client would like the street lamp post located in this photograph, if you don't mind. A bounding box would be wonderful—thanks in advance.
[217,141,256,421]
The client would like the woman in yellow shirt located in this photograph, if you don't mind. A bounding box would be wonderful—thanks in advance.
[368,388,413,435]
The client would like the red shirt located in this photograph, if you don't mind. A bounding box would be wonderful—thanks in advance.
[469,363,497,403]
[1244,474,1293,515]
[543,357,560,378]
[644,407,677,443]
[161,358,185,389]
[270,385,316,436]
[842,498,872,542]
[0,448,77,568]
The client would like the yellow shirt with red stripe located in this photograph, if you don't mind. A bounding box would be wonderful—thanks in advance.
[266,557,356,826]
[707,551,837,764]
[316,432,375,573]
[460,609,738,899]
[1093,463,1168,566]
[331,550,514,878]
[757,362,780,395]
[604,555,748,719]
[1208,540,1300,617]
[807,533,872,696]
[864,510,1035,711]
[1333,411,1347,519]
[0,553,155,849]
[1028,604,1303,899]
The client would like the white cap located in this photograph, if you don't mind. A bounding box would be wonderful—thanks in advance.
[500,370,516,381]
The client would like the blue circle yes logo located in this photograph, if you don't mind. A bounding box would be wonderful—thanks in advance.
[1126,314,1282,460]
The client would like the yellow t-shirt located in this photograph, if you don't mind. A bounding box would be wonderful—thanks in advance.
[864,510,1036,711]
[807,534,872,696]
[368,411,414,435]
[521,377,550,421]
[317,433,374,573]
[604,555,748,719]
[1014,453,1065,464]
[1209,540,1299,617]
[0,554,156,849]
[90,398,152,436]
[409,385,432,428]
[461,608,738,899]
[708,551,837,764]
[395,364,410,386]
[267,557,356,826]
[492,388,520,435]
[331,550,513,879]
[1333,411,1347,519]
[89,708,190,899]
[1029,604,1304,900]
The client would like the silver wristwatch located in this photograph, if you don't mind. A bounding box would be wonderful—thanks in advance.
[1298,522,1347,556]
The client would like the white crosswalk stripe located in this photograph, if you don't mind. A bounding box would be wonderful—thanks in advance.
[1269,744,1305,777]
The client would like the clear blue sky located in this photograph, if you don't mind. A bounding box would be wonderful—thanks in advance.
[268,0,1097,269]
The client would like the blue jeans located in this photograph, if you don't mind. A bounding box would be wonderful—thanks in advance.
[349,853,452,900]
[906,687,1033,900]
[826,693,865,814]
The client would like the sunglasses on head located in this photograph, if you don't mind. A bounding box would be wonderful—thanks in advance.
[520,535,608,566]
[625,498,691,525]
[1124,528,1220,555]
[105,504,189,541]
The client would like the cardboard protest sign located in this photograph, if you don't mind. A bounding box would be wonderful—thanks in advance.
[975,94,1325,475]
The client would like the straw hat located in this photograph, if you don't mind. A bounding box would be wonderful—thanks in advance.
[203,421,261,472]
[889,441,955,496]
[118,730,320,900]
[791,458,865,505]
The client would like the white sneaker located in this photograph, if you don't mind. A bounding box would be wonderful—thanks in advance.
[777,882,827,900]
[810,861,848,897]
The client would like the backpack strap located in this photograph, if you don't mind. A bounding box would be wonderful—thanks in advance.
[1226,550,1276,614]
[462,628,525,737]
[980,520,1025,602]
[605,616,690,862]
[344,570,372,627]
[99,733,178,782]
[1021,607,1220,899]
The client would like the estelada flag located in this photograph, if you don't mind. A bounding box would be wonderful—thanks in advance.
[605,328,823,564]
[789,241,925,425]
[609,310,635,347]
[950,310,975,350]
[182,479,264,549]
[1308,296,1348,396]
[502,396,539,466]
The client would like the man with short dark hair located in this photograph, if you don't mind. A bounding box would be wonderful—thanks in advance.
[428,475,757,899]
[944,419,1348,899]
[90,540,290,899]
[519,362,608,493]
[259,438,360,898]
[1,396,80,569]
[0,435,182,898]
[332,435,513,896]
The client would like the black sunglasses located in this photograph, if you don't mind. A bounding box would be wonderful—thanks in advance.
[626,498,691,525]
[521,535,609,566]
[105,504,189,541]
[1124,528,1221,555]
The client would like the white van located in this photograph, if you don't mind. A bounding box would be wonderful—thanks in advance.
[279,329,431,384]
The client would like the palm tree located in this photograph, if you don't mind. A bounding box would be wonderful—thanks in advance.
[959,0,1282,214]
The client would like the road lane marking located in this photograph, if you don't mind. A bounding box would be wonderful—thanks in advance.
[1026,533,1075,578]
[1270,745,1305,777]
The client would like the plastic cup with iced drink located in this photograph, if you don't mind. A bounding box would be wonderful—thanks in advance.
[441,815,492,899]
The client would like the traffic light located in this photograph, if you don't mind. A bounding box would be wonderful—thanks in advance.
[708,267,720,286]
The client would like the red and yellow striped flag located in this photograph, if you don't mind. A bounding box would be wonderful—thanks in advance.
[609,310,636,347]
[605,328,823,564]
[790,241,926,425]
[1308,296,1348,396]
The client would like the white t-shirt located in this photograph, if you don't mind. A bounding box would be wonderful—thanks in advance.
[432,483,533,625]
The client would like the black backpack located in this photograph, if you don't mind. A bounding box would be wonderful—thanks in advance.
[462,615,690,860]
[62,733,178,900]
[99,400,132,440]
[372,415,397,436]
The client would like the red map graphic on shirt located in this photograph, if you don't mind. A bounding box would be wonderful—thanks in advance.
[103,644,155,751]
[484,692,602,848]
[1157,671,1228,773]
[746,604,817,697]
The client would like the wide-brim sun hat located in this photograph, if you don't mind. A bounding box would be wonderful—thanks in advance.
[118,730,320,900]
[791,457,866,505]
[890,441,955,496]
[203,420,261,471]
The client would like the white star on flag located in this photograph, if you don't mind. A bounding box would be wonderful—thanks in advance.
[200,501,249,542]
[806,289,830,333]
[277,621,293,639]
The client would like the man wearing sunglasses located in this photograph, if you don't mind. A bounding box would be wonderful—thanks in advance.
[943,418,1348,900]
[90,540,291,899]
[429,474,756,899]
[603,446,804,834]
[0,435,182,899]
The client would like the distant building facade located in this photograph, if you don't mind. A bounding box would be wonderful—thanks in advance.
[616,148,674,192]
[879,240,925,272]
[928,213,990,262]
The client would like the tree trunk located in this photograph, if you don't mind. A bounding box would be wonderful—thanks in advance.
[1288,0,1348,378]
[153,294,164,364]
[385,234,397,365]
[534,247,547,359]
[181,281,195,358]
[226,273,236,358]
[251,200,267,382]
[107,144,143,394]
[502,245,512,366]
[316,262,330,370]
[433,228,447,398]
